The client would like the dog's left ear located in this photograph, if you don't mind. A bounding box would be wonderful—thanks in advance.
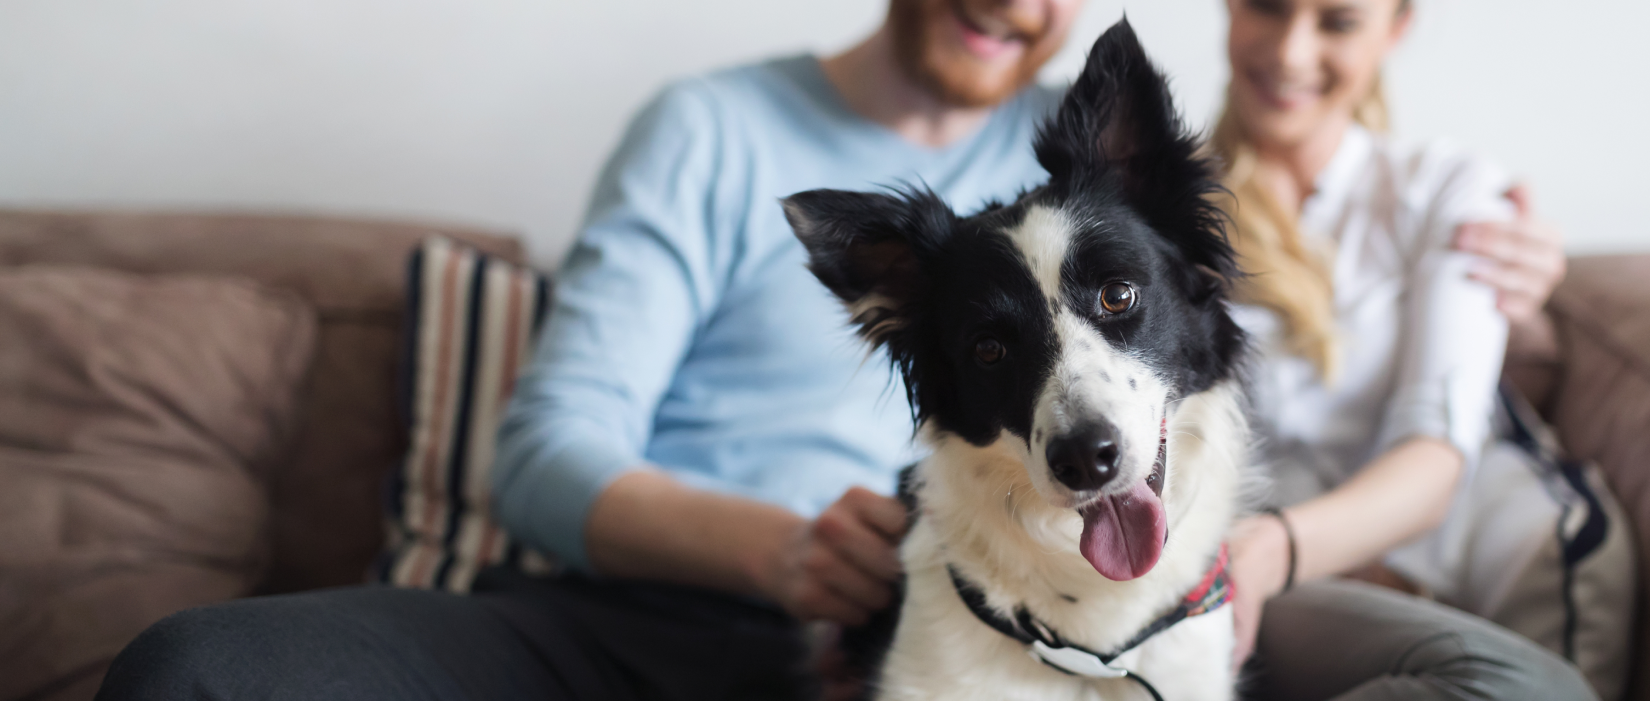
[1036,19,1185,205]
[781,188,953,349]
[1036,19,1237,284]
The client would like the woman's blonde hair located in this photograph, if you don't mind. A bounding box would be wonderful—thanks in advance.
[1212,0,1409,379]
[1211,74,1392,379]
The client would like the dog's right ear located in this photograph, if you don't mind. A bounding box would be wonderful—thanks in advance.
[781,188,952,348]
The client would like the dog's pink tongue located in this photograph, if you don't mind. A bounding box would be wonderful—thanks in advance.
[1078,480,1167,581]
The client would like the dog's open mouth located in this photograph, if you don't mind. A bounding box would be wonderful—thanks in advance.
[1076,419,1168,581]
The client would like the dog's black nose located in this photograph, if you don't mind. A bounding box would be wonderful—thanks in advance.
[1046,422,1122,492]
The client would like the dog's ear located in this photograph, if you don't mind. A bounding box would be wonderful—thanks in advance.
[1036,18,1180,201]
[1036,18,1240,285]
[781,188,952,348]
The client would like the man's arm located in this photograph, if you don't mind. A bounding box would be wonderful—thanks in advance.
[1452,184,1567,356]
[492,82,726,572]
[491,81,906,625]
[587,471,906,625]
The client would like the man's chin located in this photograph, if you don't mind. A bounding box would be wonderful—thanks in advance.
[915,60,1031,109]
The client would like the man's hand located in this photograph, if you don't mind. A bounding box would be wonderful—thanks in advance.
[586,472,908,627]
[756,487,907,626]
[1453,184,1567,326]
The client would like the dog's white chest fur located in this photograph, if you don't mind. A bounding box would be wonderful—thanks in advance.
[872,382,1247,701]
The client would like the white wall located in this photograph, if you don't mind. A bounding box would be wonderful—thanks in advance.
[1,0,1645,266]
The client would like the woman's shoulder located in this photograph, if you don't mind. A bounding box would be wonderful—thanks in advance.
[1361,130,1517,250]
[1368,131,1515,219]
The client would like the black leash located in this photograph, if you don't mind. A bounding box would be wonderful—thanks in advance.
[1127,671,1168,701]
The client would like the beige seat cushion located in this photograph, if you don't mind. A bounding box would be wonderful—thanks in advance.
[0,266,316,701]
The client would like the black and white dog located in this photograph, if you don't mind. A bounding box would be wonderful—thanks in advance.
[783,20,1250,701]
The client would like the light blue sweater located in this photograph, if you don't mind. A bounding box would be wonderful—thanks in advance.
[494,55,1061,571]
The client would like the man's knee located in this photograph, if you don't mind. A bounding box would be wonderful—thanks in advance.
[97,603,256,700]
[98,586,545,701]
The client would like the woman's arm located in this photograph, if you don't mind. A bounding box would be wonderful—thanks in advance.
[1231,151,1512,664]
[1231,254,1500,665]
[1228,436,1462,664]
[1284,436,1463,579]
[1232,436,1462,593]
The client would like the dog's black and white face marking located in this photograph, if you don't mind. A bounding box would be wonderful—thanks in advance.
[785,21,1243,581]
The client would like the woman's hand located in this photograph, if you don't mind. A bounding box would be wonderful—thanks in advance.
[1452,184,1567,327]
[756,486,907,626]
[1226,513,1293,669]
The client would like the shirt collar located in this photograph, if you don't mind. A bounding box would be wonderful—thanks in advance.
[1301,122,1375,234]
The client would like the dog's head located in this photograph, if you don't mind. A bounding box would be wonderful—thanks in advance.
[783,20,1243,581]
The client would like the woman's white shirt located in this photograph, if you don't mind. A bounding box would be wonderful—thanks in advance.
[1233,124,1515,506]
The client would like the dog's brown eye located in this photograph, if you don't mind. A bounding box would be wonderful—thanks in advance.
[974,337,1006,366]
[1099,282,1136,315]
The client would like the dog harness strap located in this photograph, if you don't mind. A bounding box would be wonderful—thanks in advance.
[1100,544,1232,659]
[946,544,1232,680]
[947,564,1037,646]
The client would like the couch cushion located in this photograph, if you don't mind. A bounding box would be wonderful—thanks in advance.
[380,237,556,591]
[1545,254,1650,700]
[0,209,524,592]
[0,266,316,701]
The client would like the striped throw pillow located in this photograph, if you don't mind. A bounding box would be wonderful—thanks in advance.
[379,237,558,591]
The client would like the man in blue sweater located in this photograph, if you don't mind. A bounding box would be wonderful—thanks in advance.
[100,1,1083,699]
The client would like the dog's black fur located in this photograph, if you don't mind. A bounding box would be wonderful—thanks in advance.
[786,20,1243,449]
[785,19,1247,695]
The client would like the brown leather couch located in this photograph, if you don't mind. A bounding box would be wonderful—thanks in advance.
[0,209,1645,700]
[0,210,522,701]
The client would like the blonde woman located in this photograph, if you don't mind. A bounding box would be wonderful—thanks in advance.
[1213,0,1631,699]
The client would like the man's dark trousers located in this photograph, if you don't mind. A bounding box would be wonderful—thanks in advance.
[95,567,814,701]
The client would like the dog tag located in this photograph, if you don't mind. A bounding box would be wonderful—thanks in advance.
[1029,640,1128,678]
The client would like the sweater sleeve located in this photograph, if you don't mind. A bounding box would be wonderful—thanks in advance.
[492,81,732,571]
[1373,146,1514,468]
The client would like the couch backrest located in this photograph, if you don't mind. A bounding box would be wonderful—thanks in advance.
[1543,254,1650,700]
[0,209,525,592]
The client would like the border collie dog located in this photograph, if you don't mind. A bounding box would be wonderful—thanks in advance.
[783,20,1250,701]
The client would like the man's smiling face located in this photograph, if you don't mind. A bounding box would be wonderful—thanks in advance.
[889,0,1086,108]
